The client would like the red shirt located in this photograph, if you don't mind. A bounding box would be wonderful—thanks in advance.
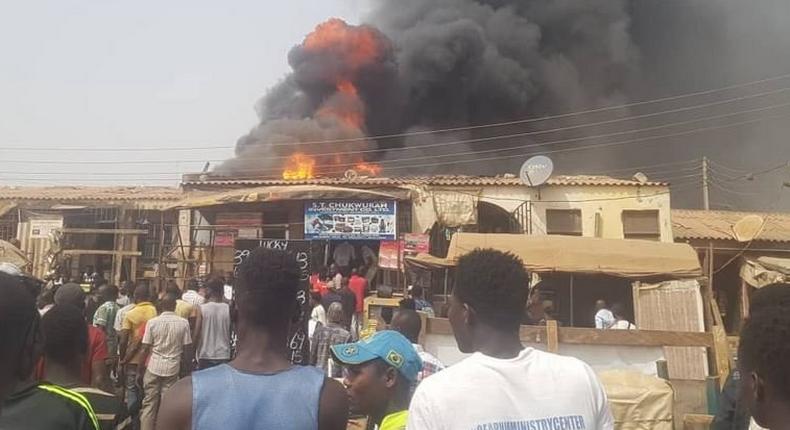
[36,324,108,385]
[311,275,329,297]
[348,275,367,313]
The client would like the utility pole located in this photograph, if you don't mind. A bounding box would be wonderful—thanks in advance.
[702,156,710,211]
[701,156,723,331]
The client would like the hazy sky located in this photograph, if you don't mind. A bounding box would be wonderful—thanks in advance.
[0,0,369,185]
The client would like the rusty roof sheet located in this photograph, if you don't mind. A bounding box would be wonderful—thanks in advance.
[672,209,790,243]
[0,186,183,202]
[182,174,667,187]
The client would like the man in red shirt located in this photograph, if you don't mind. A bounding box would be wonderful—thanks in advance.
[348,268,368,337]
[37,283,109,390]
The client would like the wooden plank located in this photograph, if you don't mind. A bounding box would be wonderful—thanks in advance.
[546,320,559,353]
[558,326,714,348]
[424,318,715,348]
[130,235,138,282]
[61,228,148,235]
[740,279,750,329]
[426,317,452,335]
[701,248,714,331]
[417,311,428,346]
[61,249,142,257]
[712,325,731,388]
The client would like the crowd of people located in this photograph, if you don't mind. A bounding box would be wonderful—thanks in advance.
[1,248,789,429]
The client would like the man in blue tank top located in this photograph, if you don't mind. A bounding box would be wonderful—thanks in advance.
[157,248,349,430]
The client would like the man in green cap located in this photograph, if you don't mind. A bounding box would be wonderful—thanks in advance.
[331,330,422,430]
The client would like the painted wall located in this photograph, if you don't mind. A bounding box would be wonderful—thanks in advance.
[423,332,666,377]
[474,184,673,242]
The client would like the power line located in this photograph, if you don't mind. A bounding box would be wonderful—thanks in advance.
[715,161,790,183]
[591,159,699,175]
[708,180,755,196]
[3,108,788,183]
[7,100,789,178]
[317,110,790,177]
[707,159,752,175]
[4,72,790,152]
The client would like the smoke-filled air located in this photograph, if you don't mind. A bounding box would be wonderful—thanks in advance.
[215,0,790,209]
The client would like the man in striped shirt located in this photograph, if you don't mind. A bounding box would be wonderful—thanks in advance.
[139,293,192,430]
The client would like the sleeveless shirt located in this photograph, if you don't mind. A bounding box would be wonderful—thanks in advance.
[192,364,325,430]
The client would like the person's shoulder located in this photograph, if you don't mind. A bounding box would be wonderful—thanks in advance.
[156,376,193,430]
[318,377,349,429]
[414,355,476,392]
[26,384,100,425]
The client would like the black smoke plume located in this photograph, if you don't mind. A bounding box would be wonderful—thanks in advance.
[216,0,790,209]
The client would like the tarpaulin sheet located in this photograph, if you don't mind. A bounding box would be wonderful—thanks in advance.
[431,190,478,227]
[740,256,790,288]
[599,370,674,430]
[407,233,702,279]
[166,185,410,209]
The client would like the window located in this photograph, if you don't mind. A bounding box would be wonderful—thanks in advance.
[546,209,582,236]
[622,210,661,241]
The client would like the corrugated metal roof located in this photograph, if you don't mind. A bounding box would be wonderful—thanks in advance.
[672,209,790,243]
[182,174,667,187]
[0,186,183,202]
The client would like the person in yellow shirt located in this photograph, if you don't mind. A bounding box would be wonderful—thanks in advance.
[166,284,195,326]
[331,330,421,430]
[119,284,157,423]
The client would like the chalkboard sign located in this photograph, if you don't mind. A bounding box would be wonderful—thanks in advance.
[234,239,312,365]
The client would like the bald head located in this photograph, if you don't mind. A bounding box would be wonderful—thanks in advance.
[391,309,422,343]
[327,302,344,324]
[133,284,150,302]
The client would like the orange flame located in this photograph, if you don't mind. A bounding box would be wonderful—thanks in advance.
[304,18,381,68]
[282,153,316,180]
[316,80,365,129]
[354,162,382,176]
[280,19,387,180]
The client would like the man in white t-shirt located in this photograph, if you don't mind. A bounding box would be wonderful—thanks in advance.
[407,249,614,430]
[594,299,616,329]
[333,242,355,270]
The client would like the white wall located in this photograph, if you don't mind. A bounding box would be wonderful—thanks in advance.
[475,184,673,242]
[424,332,666,377]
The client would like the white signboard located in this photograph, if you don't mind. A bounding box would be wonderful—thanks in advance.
[29,218,63,239]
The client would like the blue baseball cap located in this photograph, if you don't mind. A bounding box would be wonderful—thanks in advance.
[331,330,423,382]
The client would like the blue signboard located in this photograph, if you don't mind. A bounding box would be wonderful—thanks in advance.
[304,200,397,240]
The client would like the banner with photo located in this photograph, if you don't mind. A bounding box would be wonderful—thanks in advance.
[305,200,397,240]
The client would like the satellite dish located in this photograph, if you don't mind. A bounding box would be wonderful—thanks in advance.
[733,215,765,242]
[519,156,554,186]
[632,172,649,184]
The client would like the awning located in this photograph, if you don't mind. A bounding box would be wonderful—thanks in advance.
[740,256,790,288]
[0,239,29,267]
[166,185,411,209]
[0,202,16,218]
[406,233,702,279]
